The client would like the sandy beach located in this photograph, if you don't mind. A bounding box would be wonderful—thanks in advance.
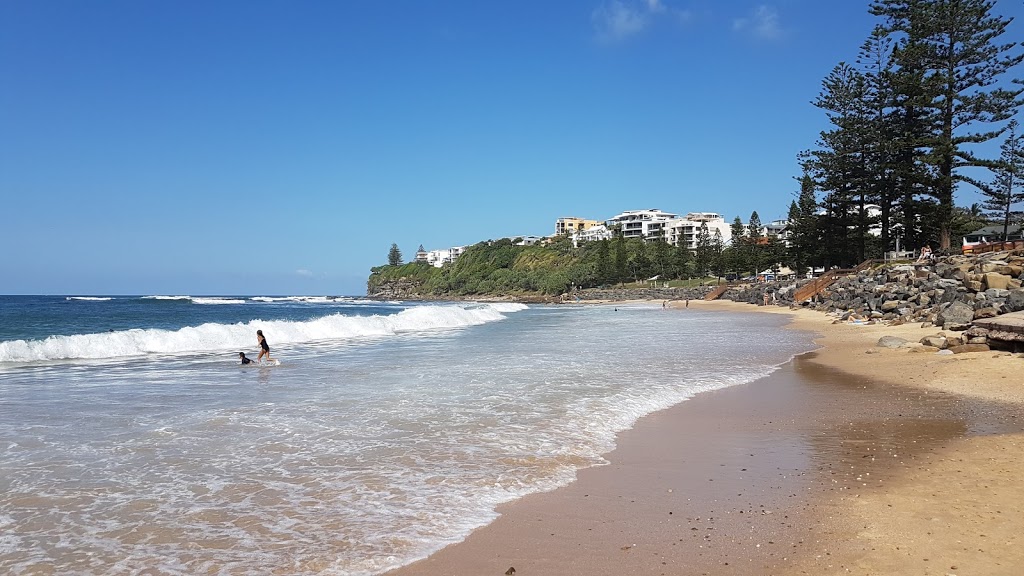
[388,300,1024,575]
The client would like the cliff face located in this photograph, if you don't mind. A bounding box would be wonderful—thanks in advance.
[366,278,429,300]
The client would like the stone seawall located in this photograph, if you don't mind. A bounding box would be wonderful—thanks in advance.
[572,287,712,302]
[720,251,1024,350]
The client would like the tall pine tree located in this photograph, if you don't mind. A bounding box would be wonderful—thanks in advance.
[872,0,1024,249]
[980,120,1024,240]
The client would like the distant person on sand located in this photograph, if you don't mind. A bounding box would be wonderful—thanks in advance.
[239,352,254,365]
[256,329,272,363]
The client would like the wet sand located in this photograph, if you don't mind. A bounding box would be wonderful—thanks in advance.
[388,302,1024,576]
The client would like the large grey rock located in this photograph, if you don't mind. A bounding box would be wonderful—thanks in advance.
[937,300,974,329]
[877,335,909,348]
[920,335,949,349]
[1006,289,1024,312]
[974,307,1001,319]
[880,300,901,312]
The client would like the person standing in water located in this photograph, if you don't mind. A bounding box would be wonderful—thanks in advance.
[256,329,272,363]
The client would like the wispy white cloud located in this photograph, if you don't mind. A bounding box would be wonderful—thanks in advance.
[592,1,648,41]
[733,5,782,40]
[645,0,666,14]
[295,269,313,277]
[591,0,695,42]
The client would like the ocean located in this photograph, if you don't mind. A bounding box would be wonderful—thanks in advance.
[0,295,814,575]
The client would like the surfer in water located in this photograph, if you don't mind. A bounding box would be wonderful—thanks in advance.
[239,352,254,365]
[256,329,273,363]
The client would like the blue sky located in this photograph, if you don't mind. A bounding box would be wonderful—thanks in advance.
[2,0,1022,295]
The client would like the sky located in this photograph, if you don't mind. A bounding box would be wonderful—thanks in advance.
[2,0,1023,296]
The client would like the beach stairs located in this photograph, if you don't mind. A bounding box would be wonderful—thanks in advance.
[792,259,878,303]
[704,284,731,301]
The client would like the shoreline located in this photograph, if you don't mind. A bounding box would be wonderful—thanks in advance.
[387,299,1024,575]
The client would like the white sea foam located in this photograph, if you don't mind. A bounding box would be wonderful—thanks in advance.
[141,295,191,300]
[66,297,113,301]
[251,296,347,304]
[191,298,246,305]
[0,303,525,363]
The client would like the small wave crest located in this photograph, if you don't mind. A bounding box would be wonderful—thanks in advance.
[141,295,191,301]
[251,296,338,304]
[192,298,246,305]
[0,304,527,363]
[66,297,113,301]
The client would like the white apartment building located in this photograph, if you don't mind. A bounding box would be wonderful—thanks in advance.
[606,209,679,240]
[572,224,614,246]
[424,246,466,268]
[664,212,732,249]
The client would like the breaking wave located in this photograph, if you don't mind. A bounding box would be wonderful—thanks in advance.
[0,303,527,364]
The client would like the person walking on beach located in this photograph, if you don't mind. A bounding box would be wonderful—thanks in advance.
[256,329,272,363]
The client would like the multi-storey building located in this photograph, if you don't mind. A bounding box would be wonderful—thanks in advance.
[424,246,466,268]
[414,245,429,263]
[606,209,679,240]
[573,224,614,245]
[555,217,601,236]
[664,212,732,249]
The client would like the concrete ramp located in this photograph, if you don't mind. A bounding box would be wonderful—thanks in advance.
[972,311,1024,343]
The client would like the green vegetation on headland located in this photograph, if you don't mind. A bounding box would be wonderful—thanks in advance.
[368,236,710,299]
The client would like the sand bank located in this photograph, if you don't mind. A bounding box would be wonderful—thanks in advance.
[387,301,1024,576]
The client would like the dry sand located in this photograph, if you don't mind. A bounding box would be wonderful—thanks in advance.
[387,300,1024,576]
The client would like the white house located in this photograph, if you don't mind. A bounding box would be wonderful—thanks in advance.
[664,212,732,249]
[606,209,679,240]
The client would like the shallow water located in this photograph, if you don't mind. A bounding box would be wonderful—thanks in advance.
[0,298,813,574]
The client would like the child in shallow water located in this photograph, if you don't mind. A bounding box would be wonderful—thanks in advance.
[256,329,272,363]
[239,352,253,365]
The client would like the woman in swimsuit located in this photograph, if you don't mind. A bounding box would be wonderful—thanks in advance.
[256,329,272,363]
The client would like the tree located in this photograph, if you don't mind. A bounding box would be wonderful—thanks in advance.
[626,239,651,283]
[595,239,614,285]
[950,202,991,244]
[806,62,875,265]
[649,236,671,279]
[872,0,1024,249]
[693,223,712,278]
[710,229,727,282]
[747,211,765,274]
[671,244,692,280]
[786,173,821,274]
[613,234,627,286]
[388,243,403,266]
[979,120,1024,241]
